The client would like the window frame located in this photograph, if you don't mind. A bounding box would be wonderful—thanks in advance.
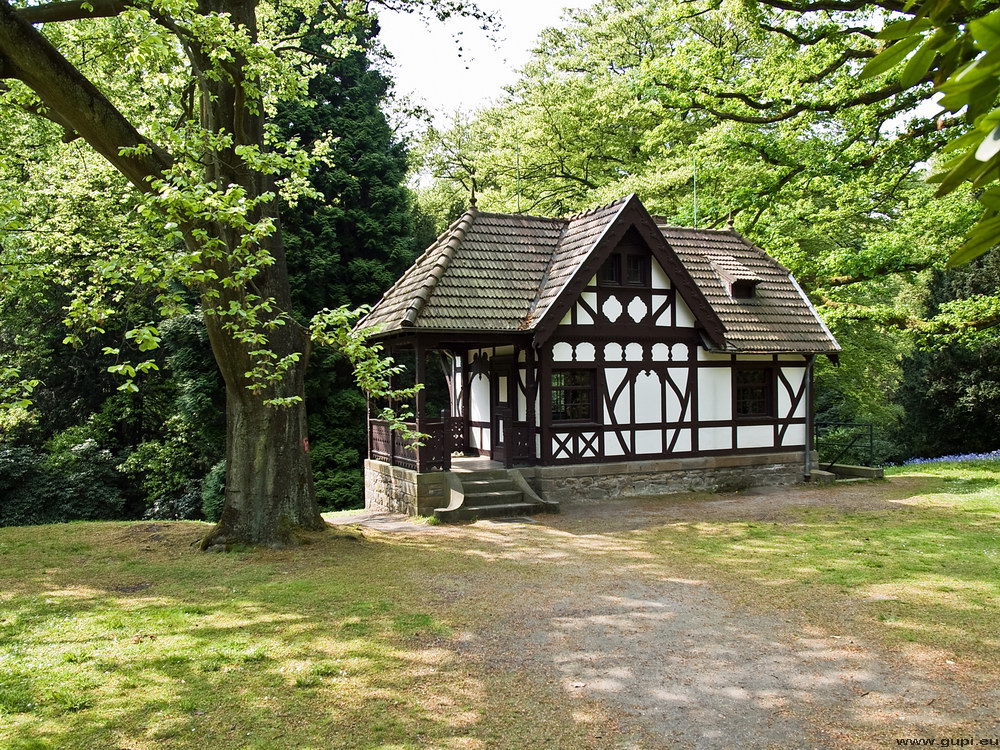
[598,252,649,287]
[550,368,597,423]
[733,366,775,420]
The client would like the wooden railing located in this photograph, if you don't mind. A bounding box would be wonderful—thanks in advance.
[369,414,461,472]
[369,412,535,471]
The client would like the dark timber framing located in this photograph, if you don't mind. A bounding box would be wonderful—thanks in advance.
[357,194,838,474]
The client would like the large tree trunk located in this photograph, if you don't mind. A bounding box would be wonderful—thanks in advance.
[202,318,324,549]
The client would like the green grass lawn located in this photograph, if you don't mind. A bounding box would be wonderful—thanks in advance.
[0,522,607,749]
[1,461,998,748]
[637,460,1000,665]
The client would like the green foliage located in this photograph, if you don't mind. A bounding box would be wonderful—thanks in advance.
[896,252,1000,458]
[860,2,1000,266]
[201,460,226,522]
[0,437,128,528]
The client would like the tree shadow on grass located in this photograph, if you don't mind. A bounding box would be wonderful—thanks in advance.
[0,521,617,750]
[344,477,1000,746]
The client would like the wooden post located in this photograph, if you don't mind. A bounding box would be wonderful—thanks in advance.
[461,347,472,455]
[538,343,552,464]
[501,407,514,468]
[441,409,452,470]
[525,345,536,464]
[414,337,425,472]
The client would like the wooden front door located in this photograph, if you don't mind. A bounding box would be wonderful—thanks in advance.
[491,357,516,466]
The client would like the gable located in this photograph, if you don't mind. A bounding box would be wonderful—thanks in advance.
[530,195,726,348]
[556,239,701,332]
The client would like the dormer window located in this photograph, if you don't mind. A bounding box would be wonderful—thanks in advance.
[731,279,760,299]
[707,253,762,300]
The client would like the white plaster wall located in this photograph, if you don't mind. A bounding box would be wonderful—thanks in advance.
[576,342,596,362]
[675,295,697,327]
[652,294,671,326]
[700,426,732,450]
[778,367,807,418]
[579,292,597,324]
[634,371,660,423]
[635,429,660,454]
[698,368,732,421]
[552,341,574,362]
[605,431,627,456]
[651,258,670,289]
[470,375,490,423]
[738,425,774,449]
[604,369,629,423]
[781,424,806,447]
[669,428,692,452]
[665,368,689,422]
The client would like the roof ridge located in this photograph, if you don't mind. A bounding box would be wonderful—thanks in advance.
[401,206,478,327]
[476,209,566,224]
[562,194,632,222]
[358,213,467,329]
[654,220,738,235]
[527,195,635,328]
[724,226,793,276]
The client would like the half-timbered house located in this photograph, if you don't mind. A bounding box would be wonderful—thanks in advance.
[358,195,839,520]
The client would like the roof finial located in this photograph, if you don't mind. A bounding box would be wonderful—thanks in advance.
[727,210,734,229]
[470,177,478,209]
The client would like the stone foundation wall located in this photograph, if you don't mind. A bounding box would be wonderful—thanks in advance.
[520,451,808,505]
[364,459,447,515]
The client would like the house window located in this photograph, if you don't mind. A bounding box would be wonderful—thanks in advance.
[734,368,773,418]
[599,254,621,284]
[551,369,594,421]
[625,254,648,285]
[599,253,648,286]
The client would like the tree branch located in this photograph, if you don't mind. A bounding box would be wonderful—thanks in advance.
[820,299,1000,332]
[806,262,933,287]
[16,0,131,24]
[0,0,170,190]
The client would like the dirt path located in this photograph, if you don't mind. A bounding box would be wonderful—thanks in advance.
[327,482,1000,749]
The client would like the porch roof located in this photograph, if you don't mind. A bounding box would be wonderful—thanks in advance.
[358,195,839,354]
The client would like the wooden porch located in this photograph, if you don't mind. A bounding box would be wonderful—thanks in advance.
[367,408,535,473]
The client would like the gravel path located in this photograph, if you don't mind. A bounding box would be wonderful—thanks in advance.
[327,482,1000,749]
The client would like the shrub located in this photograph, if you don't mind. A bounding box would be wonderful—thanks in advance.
[201,460,226,522]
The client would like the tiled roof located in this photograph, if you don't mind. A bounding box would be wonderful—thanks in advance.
[657,225,838,353]
[358,196,839,354]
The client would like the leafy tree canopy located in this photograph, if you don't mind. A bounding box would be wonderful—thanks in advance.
[0,0,490,545]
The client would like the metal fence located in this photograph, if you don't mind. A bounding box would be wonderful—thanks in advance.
[814,422,875,469]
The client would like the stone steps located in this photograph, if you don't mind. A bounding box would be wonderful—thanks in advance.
[462,489,523,506]
[434,469,558,523]
[461,478,516,493]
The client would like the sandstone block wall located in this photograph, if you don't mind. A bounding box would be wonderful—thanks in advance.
[519,452,807,505]
[363,459,447,515]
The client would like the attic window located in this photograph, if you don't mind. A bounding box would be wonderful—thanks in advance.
[599,254,621,284]
[600,253,648,286]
